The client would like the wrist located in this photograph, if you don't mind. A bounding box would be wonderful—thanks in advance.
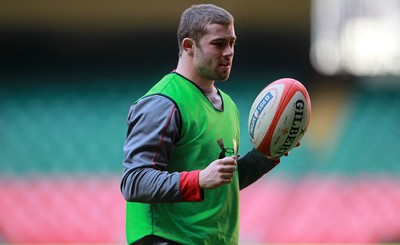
[180,170,203,201]
[267,157,280,165]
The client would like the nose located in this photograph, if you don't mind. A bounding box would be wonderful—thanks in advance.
[224,44,234,57]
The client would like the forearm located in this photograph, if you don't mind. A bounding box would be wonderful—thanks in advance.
[237,148,279,190]
[121,167,180,202]
[121,167,203,203]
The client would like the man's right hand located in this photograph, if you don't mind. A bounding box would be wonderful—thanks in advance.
[199,156,237,189]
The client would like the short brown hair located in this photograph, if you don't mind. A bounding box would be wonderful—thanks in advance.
[177,4,234,56]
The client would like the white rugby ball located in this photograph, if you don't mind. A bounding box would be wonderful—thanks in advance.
[248,78,311,159]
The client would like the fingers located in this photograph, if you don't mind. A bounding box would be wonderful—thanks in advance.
[199,156,238,189]
[217,158,236,183]
[220,156,237,165]
[218,159,236,173]
[221,172,235,181]
[283,141,301,157]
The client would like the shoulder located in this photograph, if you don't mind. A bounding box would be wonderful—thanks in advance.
[217,88,234,102]
[127,95,182,133]
[128,95,178,121]
[145,73,185,94]
[216,88,239,112]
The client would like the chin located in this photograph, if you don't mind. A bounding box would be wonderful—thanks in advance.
[220,75,230,81]
[215,70,231,81]
[205,69,231,81]
[219,72,231,81]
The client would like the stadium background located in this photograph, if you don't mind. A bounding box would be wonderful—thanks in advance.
[1,0,400,244]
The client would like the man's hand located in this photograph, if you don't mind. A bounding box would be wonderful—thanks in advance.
[283,141,301,157]
[199,156,237,189]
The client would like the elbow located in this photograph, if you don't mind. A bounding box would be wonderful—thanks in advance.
[120,181,133,202]
[120,171,151,202]
[120,174,139,202]
[120,181,154,203]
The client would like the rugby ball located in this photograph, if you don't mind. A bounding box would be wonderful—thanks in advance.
[248,78,311,159]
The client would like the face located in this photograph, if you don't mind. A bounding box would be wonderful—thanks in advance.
[193,23,236,81]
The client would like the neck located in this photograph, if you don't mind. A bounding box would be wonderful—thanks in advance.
[176,56,214,89]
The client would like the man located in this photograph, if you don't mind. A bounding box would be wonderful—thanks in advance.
[121,4,285,245]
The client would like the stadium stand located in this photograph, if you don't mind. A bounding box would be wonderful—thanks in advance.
[1,74,400,243]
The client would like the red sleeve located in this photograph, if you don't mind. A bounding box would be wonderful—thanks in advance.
[180,170,204,202]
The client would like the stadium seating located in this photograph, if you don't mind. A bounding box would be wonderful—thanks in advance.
[1,74,400,243]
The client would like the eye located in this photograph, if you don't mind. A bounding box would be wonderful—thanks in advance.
[212,41,226,47]
[211,38,236,49]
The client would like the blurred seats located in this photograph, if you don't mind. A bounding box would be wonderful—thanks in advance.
[1,75,400,243]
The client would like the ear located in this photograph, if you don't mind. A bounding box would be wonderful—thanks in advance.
[182,38,195,55]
